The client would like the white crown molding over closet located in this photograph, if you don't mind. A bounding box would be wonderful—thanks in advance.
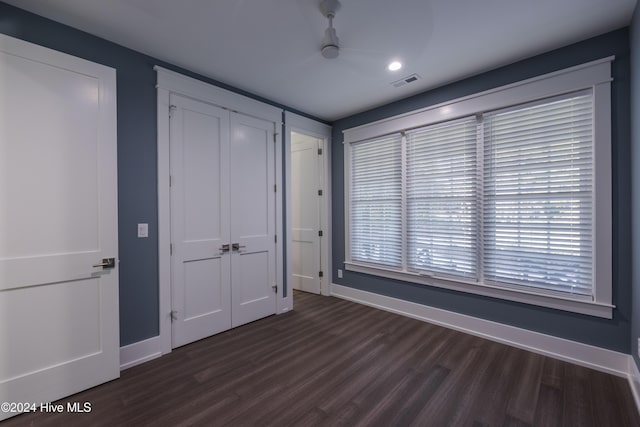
[155,66,286,356]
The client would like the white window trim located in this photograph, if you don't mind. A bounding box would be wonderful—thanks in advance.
[343,57,614,319]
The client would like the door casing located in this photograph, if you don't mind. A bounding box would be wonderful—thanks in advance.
[156,66,285,356]
[285,112,332,300]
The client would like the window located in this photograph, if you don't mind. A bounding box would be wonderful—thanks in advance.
[350,134,402,268]
[483,92,594,296]
[344,58,613,318]
[406,117,478,279]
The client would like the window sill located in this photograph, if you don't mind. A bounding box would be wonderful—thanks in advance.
[344,261,614,319]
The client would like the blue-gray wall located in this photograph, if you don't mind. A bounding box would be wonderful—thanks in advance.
[0,2,314,346]
[631,4,640,368]
[332,29,632,353]
[1,1,635,354]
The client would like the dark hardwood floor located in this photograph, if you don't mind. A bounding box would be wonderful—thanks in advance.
[3,291,639,426]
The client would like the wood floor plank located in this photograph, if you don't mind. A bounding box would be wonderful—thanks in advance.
[323,402,361,426]
[407,346,488,426]
[383,365,450,426]
[352,369,427,427]
[242,314,410,426]
[562,363,595,427]
[463,344,518,426]
[506,350,545,423]
[316,318,443,415]
[533,384,563,427]
[541,357,565,390]
[439,340,506,426]
[2,291,638,427]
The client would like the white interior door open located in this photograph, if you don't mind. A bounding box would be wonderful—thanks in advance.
[169,94,232,348]
[230,112,277,327]
[0,34,118,420]
[291,132,323,294]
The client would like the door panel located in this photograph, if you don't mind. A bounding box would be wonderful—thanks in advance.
[230,112,276,327]
[0,280,101,380]
[237,252,270,302]
[0,52,101,289]
[0,34,118,420]
[291,133,322,294]
[183,258,224,321]
[170,94,231,348]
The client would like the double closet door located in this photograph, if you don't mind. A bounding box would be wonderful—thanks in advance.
[169,94,277,348]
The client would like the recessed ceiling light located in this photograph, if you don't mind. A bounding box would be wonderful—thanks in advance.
[388,61,402,71]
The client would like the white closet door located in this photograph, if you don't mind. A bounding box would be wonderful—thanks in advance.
[0,35,118,420]
[170,94,232,348]
[291,133,322,294]
[230,112,277,327]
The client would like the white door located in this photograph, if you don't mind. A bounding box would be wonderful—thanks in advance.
[230,112,277,327]
[169,102,276,346]
[0,35,118,420]
[291,132,323,294]
[170,94,232,348]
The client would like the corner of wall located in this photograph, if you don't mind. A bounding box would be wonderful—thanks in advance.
[120,336,163,370]
[630,1,640,371]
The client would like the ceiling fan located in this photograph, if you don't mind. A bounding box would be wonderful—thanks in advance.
[320,0,341,59]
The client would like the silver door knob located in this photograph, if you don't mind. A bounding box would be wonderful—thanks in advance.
[93,258,116,269]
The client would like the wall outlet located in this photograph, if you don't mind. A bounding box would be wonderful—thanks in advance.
[137,223,149,238]
[337,269,343,279]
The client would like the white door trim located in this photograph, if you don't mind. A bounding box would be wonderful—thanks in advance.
[155,66,283,356]
[285,112,332,299]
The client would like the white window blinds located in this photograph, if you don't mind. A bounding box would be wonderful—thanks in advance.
[344,59,613,316]
[350,134,403,268]
[406,117,478,278]
[482,92,594,295]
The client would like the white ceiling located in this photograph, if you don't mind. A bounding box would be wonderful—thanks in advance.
[4,0,637,121]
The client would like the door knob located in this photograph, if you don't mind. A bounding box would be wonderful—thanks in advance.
[220,243,230,253]
[232,243,246,252]
[93,257,116,269]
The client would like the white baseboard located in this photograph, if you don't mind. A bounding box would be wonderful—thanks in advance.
[330,283,629,377]
[120,336,163,370]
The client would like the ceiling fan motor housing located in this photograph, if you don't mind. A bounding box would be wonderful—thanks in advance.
[322,26,340,58]
[320,0,341,58]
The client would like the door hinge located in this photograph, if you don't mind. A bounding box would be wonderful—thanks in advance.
[318,189,323,196]
[274,184,277,193]
[272,284,278,294]
[319,271,324,278]
[274,234,277,243]
[273,133,279,143]
[170,310,178,322]
[170,243,173,255]
[318,147,323,155]
[318,230,323,237]
[169,104,177,117]
[169,175,173,187]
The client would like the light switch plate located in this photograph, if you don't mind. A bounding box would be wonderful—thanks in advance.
[137,223,149,238]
